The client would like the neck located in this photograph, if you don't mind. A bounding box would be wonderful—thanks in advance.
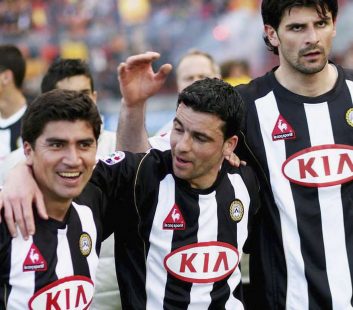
[44,197,72,222]
[274,63,338,97]
[189,161,222,190]
[0,89,26,119]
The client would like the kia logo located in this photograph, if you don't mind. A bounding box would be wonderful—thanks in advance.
[29,275,94,310]
[164,241,239,283]
[282,144,353,187]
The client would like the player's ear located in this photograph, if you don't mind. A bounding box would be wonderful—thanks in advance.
[92,90,98,104]
[264,24,280,48]
[223,135,238,157]
[23,141,34,165]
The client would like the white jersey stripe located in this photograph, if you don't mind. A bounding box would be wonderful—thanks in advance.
[188,192,218,309]
[0,130,11,163]
[255,91,308,310]
[224,173,250,310]
[304,102,353,309]
[72,202,99,283]
[146,174,175,310]
[8,232,34,309]
[346,80,353,101]
[230,174,250,251]
[55,227,73,278]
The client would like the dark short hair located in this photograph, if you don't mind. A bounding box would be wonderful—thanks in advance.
[177,78,244,140]
[0,45,26,89]
[22,89,102,147]
[41,58,94,93]
[261,0,338,54]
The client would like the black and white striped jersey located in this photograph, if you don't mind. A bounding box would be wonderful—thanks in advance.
[92,149,259,310]
[0,106,26,164]
[237,64,353,310]
[0,183,106,309]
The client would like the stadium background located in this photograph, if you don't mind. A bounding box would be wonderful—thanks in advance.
[1,0,353,134]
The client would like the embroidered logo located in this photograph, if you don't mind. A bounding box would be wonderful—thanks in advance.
[23,244,47,272]
[101,151,125,165]
[79,233,92,256]
[163,204,185,230]
[229,199,244,222]
[346,108,353,127]
[272,115,296,141]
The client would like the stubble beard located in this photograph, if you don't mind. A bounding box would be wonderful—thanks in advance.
[293,45,327,74]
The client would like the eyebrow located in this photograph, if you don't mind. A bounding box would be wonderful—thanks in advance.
[285,16,331,28]
[173,117,214,141]
[45,137,95,143]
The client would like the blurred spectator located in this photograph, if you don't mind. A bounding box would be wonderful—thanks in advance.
[0,45,27,167]
[153,49,220,137]
[220,59,252,86]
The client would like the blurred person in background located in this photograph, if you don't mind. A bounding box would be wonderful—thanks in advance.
[0,45,27,168]
[0,58,120,310]
[151,49,221,137]
[220,59,252,86]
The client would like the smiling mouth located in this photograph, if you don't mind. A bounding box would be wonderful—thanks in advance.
[58,172,81,178]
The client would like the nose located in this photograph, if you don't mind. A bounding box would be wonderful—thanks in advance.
[62,146,82,166]
[306,25,319,45]
[176,132,192,153]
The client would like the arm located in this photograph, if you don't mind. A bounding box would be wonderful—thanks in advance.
[0,162,47,239]
[116,52,172,152]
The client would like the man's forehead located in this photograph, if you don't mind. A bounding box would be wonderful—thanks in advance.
[176,103,223,131]
[40,120,95,139]
[177,55,214,72]
[56,75,92,92]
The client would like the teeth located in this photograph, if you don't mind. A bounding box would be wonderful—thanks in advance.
[59,172,80,178]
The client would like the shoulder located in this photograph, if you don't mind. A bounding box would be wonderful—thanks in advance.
[136,149,173,177]
[225,163,259,191]
[235,70,275,104]
[340,65,353,80]
[74,182,105,207]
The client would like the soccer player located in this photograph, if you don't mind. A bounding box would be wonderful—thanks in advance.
[0,58,121,309]
[1,78,260,309]
[0,89,106,309]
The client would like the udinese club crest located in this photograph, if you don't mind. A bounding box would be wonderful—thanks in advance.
[79,233,92,257]
[229,199,244,222]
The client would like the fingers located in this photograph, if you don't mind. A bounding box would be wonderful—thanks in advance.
[156,64,173,81]
[124,52,161,69]
[3,196,20,238]
[225,153,241,168]
[34,190,48,220]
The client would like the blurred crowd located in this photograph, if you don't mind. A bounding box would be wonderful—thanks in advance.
[0,0,352,102]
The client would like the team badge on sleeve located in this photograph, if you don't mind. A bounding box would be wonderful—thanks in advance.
[346,108,353,127]
[101,151,125,165]
[229,199,244,222]
[79,233,92,257]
